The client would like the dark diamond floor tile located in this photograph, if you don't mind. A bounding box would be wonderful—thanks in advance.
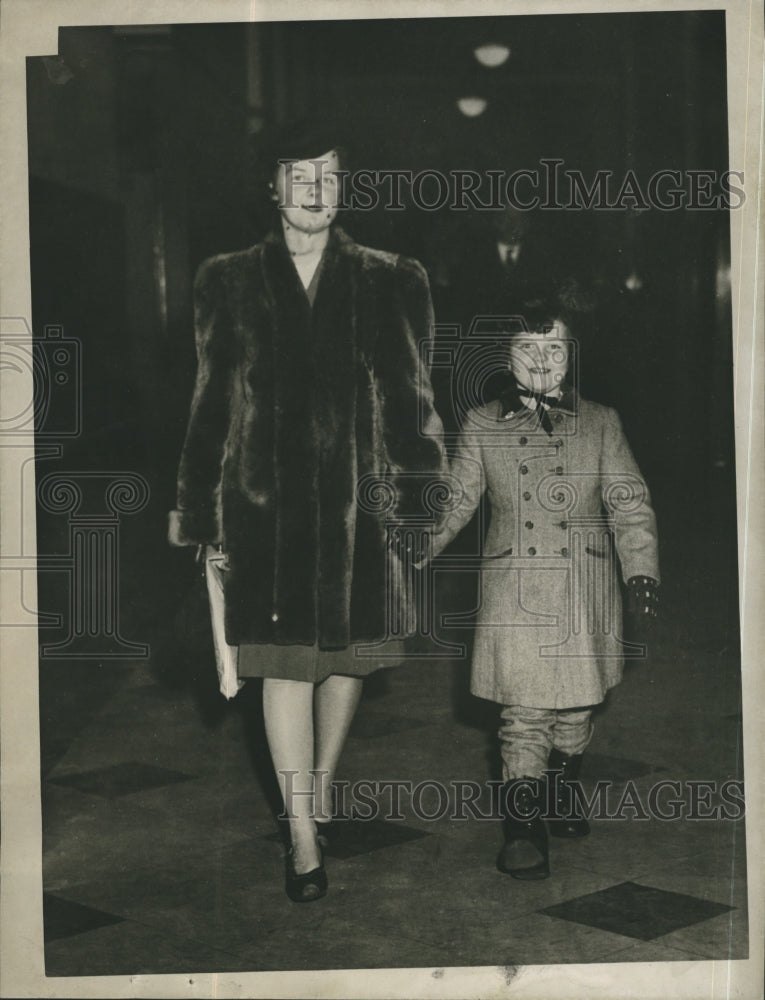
[265,817,430,859]
[39,662,132,776]
[541,880,734,941]
[348,710,428,739]
[44,893,125,942]
[46,761,196,798]
[579,753,664,781]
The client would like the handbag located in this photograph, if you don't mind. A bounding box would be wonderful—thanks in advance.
[203,547,244,700]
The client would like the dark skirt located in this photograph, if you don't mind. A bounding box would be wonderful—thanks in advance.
[237,639,405,683]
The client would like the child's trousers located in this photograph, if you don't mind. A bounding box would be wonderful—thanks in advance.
[498,704,595,781]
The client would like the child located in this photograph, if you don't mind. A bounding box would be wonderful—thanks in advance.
[431,292,660,879]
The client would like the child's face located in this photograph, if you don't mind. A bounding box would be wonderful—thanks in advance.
[509,325,571,395]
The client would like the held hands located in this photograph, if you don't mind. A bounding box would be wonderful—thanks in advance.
[387,527,432,569]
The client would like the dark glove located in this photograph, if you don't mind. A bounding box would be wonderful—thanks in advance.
[626,576,659,651]
[626,575,660,620]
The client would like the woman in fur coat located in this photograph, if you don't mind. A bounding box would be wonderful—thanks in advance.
[169,121,446,901]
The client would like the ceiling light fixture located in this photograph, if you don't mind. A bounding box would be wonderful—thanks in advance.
[457,96,488,117]
[474,43,510,68]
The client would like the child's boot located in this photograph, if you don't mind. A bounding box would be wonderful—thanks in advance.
[497,778,550,879]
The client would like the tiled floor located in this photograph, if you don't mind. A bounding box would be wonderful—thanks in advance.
[38,502,748,976]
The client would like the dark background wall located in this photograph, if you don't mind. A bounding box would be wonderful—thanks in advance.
[26,12,739,651]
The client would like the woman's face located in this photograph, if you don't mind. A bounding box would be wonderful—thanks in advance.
[273,148,341,235]
[509,326,571,395]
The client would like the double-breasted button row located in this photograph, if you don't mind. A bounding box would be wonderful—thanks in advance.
[516,435,566,446]
[515,435,566,446]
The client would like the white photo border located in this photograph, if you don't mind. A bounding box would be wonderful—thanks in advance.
[1,1,762,998]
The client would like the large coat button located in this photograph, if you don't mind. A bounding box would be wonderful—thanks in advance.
[520,465,528,475]
[528,546,537,555]
[525,520,534,529]
[523,491,531,501]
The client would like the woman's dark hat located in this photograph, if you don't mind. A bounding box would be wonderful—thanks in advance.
[257,115,349,172]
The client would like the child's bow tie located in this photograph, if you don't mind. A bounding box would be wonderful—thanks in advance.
[517,390,560,435]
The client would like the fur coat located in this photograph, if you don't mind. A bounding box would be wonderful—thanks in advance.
[169,227,446,648]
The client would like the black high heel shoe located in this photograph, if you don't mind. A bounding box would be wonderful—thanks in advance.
[285,846,327,903]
